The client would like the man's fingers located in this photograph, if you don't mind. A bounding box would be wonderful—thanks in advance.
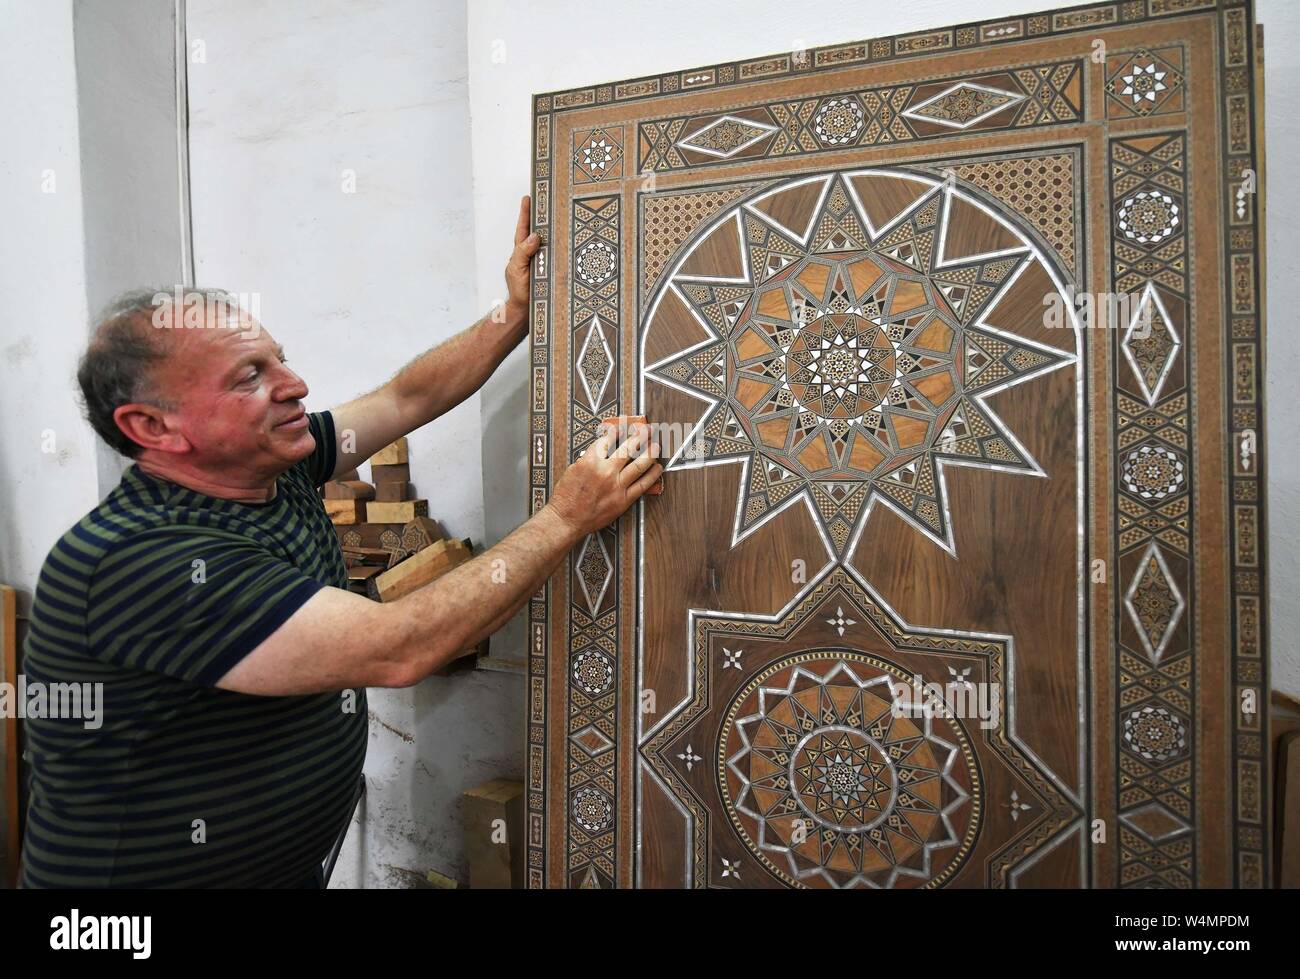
[630,463,664,497]
[611,425,648,461]
[590,427,617,460]
[514,195,531,245]
[618,443,659,486]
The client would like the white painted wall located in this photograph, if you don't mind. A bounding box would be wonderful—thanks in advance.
[467,0,1300,699]
[72,0,188,497]
[0,0,100,615]
[185,0,522,888]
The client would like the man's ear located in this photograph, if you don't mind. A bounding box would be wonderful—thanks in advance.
[113,403,190,455]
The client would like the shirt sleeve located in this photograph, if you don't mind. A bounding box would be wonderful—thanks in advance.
[300,410,338,488]
[85,526,325,686]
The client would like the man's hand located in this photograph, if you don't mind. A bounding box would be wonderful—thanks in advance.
[504,195,540,326]
[548,423,663,537]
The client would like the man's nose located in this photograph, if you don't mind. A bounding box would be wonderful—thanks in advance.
[275,366,309,401]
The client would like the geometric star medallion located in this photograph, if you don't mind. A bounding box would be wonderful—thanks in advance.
[721,652,981,888]
[646,169,1076,558]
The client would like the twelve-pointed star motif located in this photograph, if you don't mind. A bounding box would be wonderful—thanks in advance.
[645,170,1076,558]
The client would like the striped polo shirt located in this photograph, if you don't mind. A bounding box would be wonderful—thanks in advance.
[20,411,368,888]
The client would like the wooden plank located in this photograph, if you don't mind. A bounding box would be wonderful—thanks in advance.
[341,546,395,568]
[374,480,409,502]
[369,438,408,466]
[323,499,365,525]
[323,480,375,501]
[463,778,525,889]
[2,585,18,888]
[367,538,470,603]
[364,499,428,524]
[371,462,410,483]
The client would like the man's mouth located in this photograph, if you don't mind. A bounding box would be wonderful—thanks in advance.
[275,410,308,430]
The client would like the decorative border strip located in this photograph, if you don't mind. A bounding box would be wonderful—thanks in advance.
[565,195,622,889]
[635,59,1082,174]
[1108,130,1197,888]
[1219,0,1267,888]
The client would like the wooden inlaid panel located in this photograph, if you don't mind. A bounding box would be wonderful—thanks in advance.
[527,0,1269,889]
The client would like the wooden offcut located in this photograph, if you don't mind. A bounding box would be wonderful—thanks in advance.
[374,480,409,502]
[369,438,408,466]
[366,537,470,603]
[371,462,410,483]
[463,778,525,889]
[365,499,428,524]
[341,546,396,568]
[323,499,365,525]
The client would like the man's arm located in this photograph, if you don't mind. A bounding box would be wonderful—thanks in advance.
[329,196,539,476]
[217,425,661,694]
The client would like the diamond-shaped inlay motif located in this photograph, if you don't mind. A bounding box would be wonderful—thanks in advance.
[902,82,1025,130]
[576,316,614,411]
[575,533,613,614]
[1122,283,1180,406]
[1119,800,1192,844]
[1124,542,1185,664]
[677,115,778,159]
[572,724,615,757]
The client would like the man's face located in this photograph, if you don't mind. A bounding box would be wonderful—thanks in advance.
[153,310,315,477]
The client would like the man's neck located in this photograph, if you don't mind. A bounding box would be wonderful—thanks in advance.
[134,455,280,504]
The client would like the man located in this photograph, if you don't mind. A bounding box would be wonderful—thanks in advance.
[20,197,662,888]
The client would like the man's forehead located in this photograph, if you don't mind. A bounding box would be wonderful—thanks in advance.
[158,312,278,365]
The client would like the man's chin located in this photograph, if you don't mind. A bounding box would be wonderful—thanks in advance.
[274,424,316,463]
